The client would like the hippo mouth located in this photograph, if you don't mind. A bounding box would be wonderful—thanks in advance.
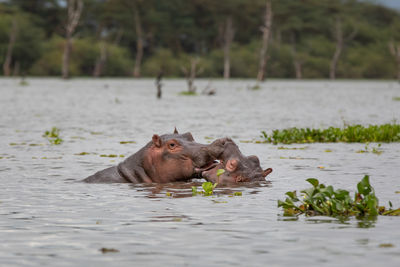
[194,160,220,175]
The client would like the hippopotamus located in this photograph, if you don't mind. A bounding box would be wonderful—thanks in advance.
[201,138,272,184]
[84,129,223,183]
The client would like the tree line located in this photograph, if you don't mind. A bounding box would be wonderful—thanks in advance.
[1,0,400,80]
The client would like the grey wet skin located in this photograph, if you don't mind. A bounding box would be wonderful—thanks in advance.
[201,138,272,184]
[83,131,225,183]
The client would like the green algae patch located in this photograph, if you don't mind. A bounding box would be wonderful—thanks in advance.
[9,142,26,146]
[379,243,395,248]
[278,175,400,218]
[100,154,124,158]
[393,97,400,101]
[262,124,400,144]
[75,152,91,156]
[277,146,308,150]
[119,141,136,144]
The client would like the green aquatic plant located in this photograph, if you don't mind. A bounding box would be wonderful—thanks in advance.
[261,124,400,144]
[192,182,217,196]
[43,127,63,145]
[278,175,400,218]
[393,97,400,101]
[192,169,224,196]
[19,79,29,86]
[356,143,383,155]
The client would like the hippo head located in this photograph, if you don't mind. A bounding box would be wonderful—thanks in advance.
[201,138,272,184]
[142,128,218,183]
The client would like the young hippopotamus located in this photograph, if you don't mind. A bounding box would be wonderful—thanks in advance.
[201,138,272,184]
[84,129,224,183]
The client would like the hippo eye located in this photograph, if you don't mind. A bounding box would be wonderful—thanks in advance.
[168,143,176,149]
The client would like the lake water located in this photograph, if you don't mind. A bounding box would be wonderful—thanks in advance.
[1,78,400,266]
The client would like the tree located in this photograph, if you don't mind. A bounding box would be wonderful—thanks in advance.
[3,17,17,76]
[257,0,273,82]
[329,16,357,79]
[62,0,83,79]
[223,16,234,79]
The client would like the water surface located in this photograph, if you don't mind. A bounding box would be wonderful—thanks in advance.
[1,78,400,266]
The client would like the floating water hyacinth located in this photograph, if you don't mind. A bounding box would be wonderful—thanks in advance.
[261,124,400,144]
[278,175,400,217]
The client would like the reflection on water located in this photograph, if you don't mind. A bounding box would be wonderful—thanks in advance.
[133,180,270,199]
[1,79,400,266]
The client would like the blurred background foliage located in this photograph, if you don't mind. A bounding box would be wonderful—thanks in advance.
[0,0,400,78]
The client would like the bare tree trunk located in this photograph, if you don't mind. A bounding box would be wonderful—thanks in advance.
[257,0,273,82]
[181,58,203,93]
[389,42,400,81]
[156,71,163,99]
[3,18,18,77]
[93,42,107,77]
[330,17,343,80]
[290,33,302,79]
[330,17,357,80]
[223,16,235,79]
[62,0,83,79]
[133,8,143,78]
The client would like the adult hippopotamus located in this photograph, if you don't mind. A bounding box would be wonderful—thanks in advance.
[84,129,223,183]
[201,138,272,183]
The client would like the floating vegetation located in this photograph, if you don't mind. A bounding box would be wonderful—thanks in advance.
[261,124,400,144]
[277,146,308,150]
[324,149,333,152]
[119,141,136,144]
[32,156,62,160]
[248,84,261,90]
[178,91,198,96]
[43,127,63,145]
[75,152,91,156]
[29,143,45,146]
[90,131,103,135]
[192,182,218,196]
[379,243,395,248]
[393,97,400,101]
[278,175,400,218]
[99,248,119,254]
[356,143,383,155]
[19,79,29,86]
[212,200,228,203]
[100,154,124,158]
[9,142,26,146]
[71,136,86,140]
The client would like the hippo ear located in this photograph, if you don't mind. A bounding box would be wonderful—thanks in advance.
[247,155,260,165]
[226,159,238,172]
[174,127,179,134]
[182,132,194,141]
[262,168,273,177]
[152,134,162,147]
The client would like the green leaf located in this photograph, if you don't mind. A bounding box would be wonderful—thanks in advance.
[217,169,225,177]
[306,178,319,187]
